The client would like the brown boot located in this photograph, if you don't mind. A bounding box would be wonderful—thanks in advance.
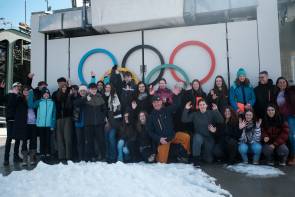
[288,157,295,166]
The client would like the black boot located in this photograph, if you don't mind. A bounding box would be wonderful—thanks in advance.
[13,154,23,163]
[3,160,9,166]
[193,156,201,167]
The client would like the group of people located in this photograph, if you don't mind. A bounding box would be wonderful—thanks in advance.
[1,66,295,167]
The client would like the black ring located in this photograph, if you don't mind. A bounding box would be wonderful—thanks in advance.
[121,45,165,86]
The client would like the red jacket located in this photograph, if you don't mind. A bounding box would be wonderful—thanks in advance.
[262,122,289,146]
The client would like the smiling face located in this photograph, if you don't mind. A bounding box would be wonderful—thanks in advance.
[152,100,163,110]
[192,81,200,91]
[224,108,231,119]
[22,88,29,96]
[198,101,207,113]
[238,75,246,82]
[245,111,253,122]
[215,77,223,89]
[259,73,268,85]
[89,87,97,95]
[158,80,166,90]
[105,84,111,93]
[267,106,276,118]
[139,112,147,124]
[277,79,287,91]
[97,82,104,91]
[138,83,146,93]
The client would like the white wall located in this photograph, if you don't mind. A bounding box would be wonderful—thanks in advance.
[227,20,260,86]
[31,14,45,88]
[257,0,281,80]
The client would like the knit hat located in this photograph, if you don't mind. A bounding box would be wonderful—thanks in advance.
[78,85,88,92]
[88,83,97,89]
[237,68,246,78]
[152,95,161,102]
[41,88,50,97]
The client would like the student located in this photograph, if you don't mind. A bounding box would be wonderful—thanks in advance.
[238,109,262,164]
[73,85,88,161]
[262,104,289,166]
[229,68,256,113]
[117,111,138,162]
[21,86,38,165]
[83,83,107,161]
[53,83,73,162]
[213,106,240,164]
[285,85,295,165]
[104,83,122,163]
[136,111,156,163]
[207,75,229,113]
[35,88,56,160]
[254,71,276,119]
[133,81,152,114]
[155,78,174,106]
[147,86,190,164]
[182,99,224,166]
[3,82,23,166]
[183,79,207,111]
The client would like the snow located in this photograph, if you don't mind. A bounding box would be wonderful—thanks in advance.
[226,163,285,178]
[0,162,231,197]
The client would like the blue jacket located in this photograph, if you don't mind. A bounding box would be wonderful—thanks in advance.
[35,99,56,128]
[229,83,256,111]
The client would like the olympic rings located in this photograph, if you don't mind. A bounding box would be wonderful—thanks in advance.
[145,64,190,87]
[121,45,165,86]
[169,40,216,84]
[100,67,140,84]
[78,48,118,85]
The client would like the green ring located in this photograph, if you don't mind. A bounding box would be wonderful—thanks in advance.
[145,64,190,86]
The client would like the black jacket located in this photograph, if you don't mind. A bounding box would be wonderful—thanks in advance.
[81,94,107,126]
[215,122,241,144]
[52,89,73,119]
[146,95,181,144]
[254,79,276,118]
[183,89,207,112]
[206,88,229,112]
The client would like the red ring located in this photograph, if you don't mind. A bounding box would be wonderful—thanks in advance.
[169,41,216,84]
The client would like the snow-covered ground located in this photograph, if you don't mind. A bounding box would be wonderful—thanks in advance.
[226,163,285,178]
[0,162,231,197]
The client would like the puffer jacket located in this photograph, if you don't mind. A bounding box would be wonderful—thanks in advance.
[230,82,256,111]
[262,121,289,146]
[36,98,56,128]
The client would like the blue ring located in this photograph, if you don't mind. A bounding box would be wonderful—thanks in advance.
[78,48,118,85]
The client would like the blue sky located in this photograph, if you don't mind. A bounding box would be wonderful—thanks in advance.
[0,0,71,28]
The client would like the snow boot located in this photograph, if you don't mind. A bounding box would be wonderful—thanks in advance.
[21,151,29,166]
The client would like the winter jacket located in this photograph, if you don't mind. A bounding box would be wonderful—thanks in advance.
[182,88,207,111]
[35,98,56,129]
[254,79,276,118]
[133,92,153,114]
[73,95,86,128]
[82,93,107,126]
[206,88,229,112]
[146,95,181,143]
[239,122,261,144]
[182,109,224,137]
[4,92,19,121]
[262,121,289,146]
[229,82,256,111]
[155,88,174,106]
[52,89,73,119]
[137,123,153,148]
[286,86,295,115]
[215,122,241,144]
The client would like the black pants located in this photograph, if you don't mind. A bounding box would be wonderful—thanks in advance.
[85,125,105,161]
[213,138,239,164]
[4,121,20,161]
[39,127,51,155]
[75,127,85,161]
[21,124,37,152]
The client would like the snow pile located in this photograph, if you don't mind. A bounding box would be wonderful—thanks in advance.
[226,163,285,178]
[0,162,231,197]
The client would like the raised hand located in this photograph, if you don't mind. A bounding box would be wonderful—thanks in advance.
[149,85,155,95]
[208,124,216,133]
[27,73,35,79]
[211,90,218,100]
[256,118,262,128]
[0,81,5,88]
[131,100,137,110]
[185,101,192,110]
[90,71,96,77]
[239,119,247,129]
[212,103,218,111]
[160,137,168,145]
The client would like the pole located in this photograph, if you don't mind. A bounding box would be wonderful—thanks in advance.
[25,0,27,24]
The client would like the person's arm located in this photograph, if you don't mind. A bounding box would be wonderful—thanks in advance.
[146,116,161,143]
[27,89,35,108]
[51,102,56,130]
[181,108,195,123]
[229,86,238,111]
[274,122,289,146]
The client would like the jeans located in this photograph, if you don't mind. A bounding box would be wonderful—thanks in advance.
[117,139,130,162]
[192,133,214,163]
[263,144,289,161]
[239,142,262,163]
[288,115,295,156]
[105,128,117,162]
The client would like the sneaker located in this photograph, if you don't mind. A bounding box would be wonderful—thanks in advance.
[148,154,156,163]
[21,151,29,166]
[13,155,23,163]
[177,156,189,164]
[279,161,286,166]
[3,160,9,166]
